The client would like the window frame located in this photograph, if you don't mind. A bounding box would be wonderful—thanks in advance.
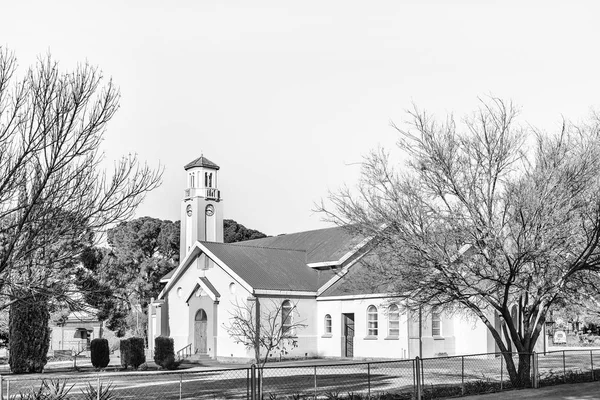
[367,305,378,337]
[387,304,400,338]
[282,300,293,336]
[432,307,442,337]
[323,314,332,337]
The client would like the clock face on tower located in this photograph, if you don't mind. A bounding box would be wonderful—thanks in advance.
[205,204,215,216]
[186,205,192,217]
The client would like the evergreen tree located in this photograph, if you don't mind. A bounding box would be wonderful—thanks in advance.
[9,293,50,373]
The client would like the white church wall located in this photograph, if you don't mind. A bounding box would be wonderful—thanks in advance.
[275,296,318,359]
[202,256,255,360]
[452,313,490,356]
[317,297,409,359]
[167,262,200,353]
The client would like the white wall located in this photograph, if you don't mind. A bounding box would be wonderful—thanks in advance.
[317,297,409,359]
[453,313,490,356]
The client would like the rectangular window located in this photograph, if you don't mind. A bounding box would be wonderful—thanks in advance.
[432,308,442,336]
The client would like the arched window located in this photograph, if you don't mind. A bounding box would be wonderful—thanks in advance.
[282,300,293,335]
[367,305,378,336]
[195,309,207,322]
[388,304,400,337]
[432,307,442,336]
[324,314,332,335]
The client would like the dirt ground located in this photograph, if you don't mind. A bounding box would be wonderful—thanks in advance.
[465,381,600,400]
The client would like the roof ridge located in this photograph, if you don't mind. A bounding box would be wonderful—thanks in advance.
[241,226,347,244]
[202,241,307,253]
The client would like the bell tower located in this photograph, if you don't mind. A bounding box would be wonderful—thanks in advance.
[180,155,224,260]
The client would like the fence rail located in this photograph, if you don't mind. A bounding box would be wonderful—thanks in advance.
[0,349,599,399]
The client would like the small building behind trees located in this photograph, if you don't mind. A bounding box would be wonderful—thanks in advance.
[49,310,102,356]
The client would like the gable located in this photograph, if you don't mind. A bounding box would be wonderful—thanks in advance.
[158,226,374,297]
[319,254,394,297]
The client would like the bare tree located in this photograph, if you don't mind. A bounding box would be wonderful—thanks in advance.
[225,298,307,397]
[225,299,307,367]
[0,47,162,309]
[317,98,600,387]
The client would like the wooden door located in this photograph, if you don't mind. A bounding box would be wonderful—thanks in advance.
[194,309,207,354]
[343,313,355,358]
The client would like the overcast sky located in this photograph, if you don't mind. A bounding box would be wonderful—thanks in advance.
[2,1,599,236]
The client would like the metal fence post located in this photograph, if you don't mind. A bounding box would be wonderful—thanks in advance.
[0,374,3,400]
[179,373,183,400]
[367,363,371,398]
[251,364,257,400]
[531,352,538,389]
[314,366,317,400]
[591,350,594,381]
[97,375,101,400]
[500,354,503,390]
[461,356,465,395]
[247,368,250,400]
[563,350,566,383]
[415,356,422,400]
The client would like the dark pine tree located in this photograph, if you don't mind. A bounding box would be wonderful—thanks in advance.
[9,293,51,373]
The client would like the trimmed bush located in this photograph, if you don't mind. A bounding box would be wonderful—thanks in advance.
[119,338,131,369]
[129,337,146,369]
[154,336,178,369]
[90,338,110,369]
[9,294,51,373]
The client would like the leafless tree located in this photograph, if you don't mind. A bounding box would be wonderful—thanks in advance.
[225,298,307,397]
[317,98,600,387]
[225,298,307,367]
[0,48,162,310]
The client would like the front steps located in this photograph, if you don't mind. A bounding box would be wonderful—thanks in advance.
[180,353,222,367]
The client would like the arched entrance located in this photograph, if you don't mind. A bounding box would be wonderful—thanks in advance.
[194,309,208,354]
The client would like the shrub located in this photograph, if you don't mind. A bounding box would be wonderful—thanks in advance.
[81,381,116,400]
[129,337,146,369]
[119,338,131,369]
[9,295,51,373]
[90,338,110,369]
[154,336,178,369]
[17,379,73,400]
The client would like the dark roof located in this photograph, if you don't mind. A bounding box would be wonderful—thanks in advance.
[184,155,220,171]
[240,226,364,264]
[202,241,336,292]
[319,255,393,297]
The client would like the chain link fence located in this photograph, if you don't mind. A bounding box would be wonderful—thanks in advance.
[0,350,599,399]
[259,359,415,399]
[537,349,600,387]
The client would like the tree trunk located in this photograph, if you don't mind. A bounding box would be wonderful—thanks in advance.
[502,351,532,388]
[8,294,51,373]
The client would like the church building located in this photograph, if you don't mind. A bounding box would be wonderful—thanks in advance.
[149,156,529,361]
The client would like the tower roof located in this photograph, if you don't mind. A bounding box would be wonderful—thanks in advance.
[184,155,220,171]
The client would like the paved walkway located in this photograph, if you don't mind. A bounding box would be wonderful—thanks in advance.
[466,381,600,400]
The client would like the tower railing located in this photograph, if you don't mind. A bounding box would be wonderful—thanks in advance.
[183,187,221,201]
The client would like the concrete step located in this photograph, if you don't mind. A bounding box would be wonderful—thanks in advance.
[183,353,213,362]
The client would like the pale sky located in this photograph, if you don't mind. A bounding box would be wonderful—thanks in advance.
[2,1,599,236]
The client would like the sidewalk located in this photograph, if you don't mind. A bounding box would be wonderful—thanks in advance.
[466,381,600,400]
